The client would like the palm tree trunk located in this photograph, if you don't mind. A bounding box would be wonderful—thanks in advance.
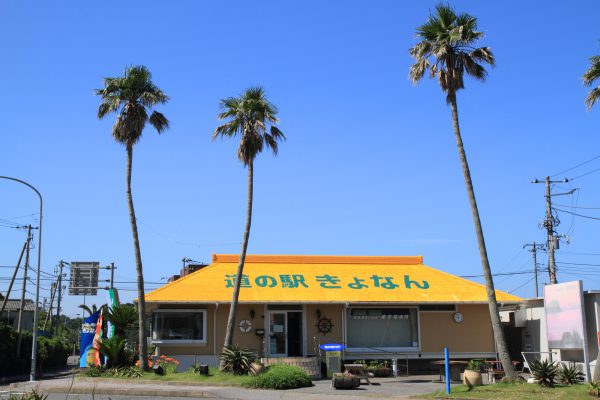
[220,159,254,369]
[448,93,516,380]
[126,145,148,370]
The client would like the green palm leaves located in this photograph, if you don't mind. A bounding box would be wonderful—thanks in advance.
[409,4,494,101]
[583,55,600,110]
[96,65,169,147]
[213,87,285,166]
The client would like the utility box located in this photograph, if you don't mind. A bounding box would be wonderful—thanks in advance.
[320,343,345,378]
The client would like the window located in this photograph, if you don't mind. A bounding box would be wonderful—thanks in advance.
[346,308,418,351]
[152,310,206,343]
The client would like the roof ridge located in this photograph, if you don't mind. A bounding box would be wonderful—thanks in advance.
[211,254,423,265]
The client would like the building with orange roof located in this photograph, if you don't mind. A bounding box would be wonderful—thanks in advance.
[144,254,522,371]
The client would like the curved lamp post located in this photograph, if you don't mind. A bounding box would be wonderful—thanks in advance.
[0,176,43,381]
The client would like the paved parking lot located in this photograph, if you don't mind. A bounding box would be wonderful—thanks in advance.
[4,374,457,399]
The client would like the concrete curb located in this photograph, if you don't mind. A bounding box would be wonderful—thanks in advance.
[9,381,219,398]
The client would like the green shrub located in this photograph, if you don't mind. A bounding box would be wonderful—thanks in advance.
[220,346,256,375]
[8,389,47,400]
[589,381,600,397]
[104,366,144,378]
[85,365,105,377]
[466,359,484,372]
[558,363,583,385]
[530,359,559,387]
[246,364,312,389]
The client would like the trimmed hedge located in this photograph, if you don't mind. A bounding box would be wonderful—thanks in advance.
[246,364,312,389]
[0,324,70,376]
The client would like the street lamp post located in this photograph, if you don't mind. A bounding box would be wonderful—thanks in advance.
[0,176,43,381]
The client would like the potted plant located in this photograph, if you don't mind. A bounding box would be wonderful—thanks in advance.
[367,360,392,377]
[332,372,361,389]
[463,359,484,387]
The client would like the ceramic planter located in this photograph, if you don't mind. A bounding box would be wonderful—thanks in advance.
[463,370,483,387]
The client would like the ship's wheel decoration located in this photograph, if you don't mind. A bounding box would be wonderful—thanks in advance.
[316,317,334,335]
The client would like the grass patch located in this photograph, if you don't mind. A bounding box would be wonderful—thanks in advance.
[418,381,590,400]
[79,367,253,386]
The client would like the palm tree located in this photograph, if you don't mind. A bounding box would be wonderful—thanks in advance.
[78,303,105,317]
[96,65,169,369]
[409,4,515,379]
[583,51,600,381]
[583,52,600,110]
[213,87,284,366]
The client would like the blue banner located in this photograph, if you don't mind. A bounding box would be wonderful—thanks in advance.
[80,310,100,368]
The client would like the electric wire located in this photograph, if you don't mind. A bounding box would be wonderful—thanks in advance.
[551,153,600,178]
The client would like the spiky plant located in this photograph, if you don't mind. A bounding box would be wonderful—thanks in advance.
[98,336,126,368]
[589,381,600,397]
[529,359,559,387]
[558,363,583,385]
[219,345,257,375]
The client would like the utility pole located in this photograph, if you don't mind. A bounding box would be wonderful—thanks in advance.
[544,177,557,284]
[0,239,27,313]
[55,261,64,337]
[43,282,57,331]
[16,225,32,359]
[531,176,574,285]
[110,262,115,289]
[523,242,545,297]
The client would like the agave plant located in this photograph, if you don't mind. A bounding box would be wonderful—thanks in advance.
[558,363,583,385]
[219,345,257,375]
[530,359,559,387]
[589,381,600,397]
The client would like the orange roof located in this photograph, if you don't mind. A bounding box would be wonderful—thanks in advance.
[144,254,522,304]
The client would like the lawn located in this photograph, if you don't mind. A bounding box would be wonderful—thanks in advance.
[418,382,591,400]
[80,367,253,386]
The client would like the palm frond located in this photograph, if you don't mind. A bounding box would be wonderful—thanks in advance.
[149,111,169,133]
[585,86,600,110]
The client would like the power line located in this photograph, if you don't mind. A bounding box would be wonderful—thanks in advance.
[551,153,600,178]
[509,276,536,294]
[554,207,600,221]
[557,261,600,267]
[459,270,535,278]
[571,166,600,181]
[554,204,600,210]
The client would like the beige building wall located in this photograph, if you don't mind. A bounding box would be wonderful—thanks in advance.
[153,302,496,357]
[419,304,494,352]
[306,303,344,354]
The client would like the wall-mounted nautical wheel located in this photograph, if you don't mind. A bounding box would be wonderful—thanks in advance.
[316,317,334,335]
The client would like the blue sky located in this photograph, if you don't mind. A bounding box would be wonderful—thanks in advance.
[1,1,600,318]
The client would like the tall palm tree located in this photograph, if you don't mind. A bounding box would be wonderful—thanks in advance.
[213,87,284,366]
[583,52,600,110]
[409,4,515,379]
[583,50,600,381]
[95,65,169,369]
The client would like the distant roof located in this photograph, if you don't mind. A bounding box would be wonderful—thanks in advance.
[1,299,35,312]
[145,254,522,304]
